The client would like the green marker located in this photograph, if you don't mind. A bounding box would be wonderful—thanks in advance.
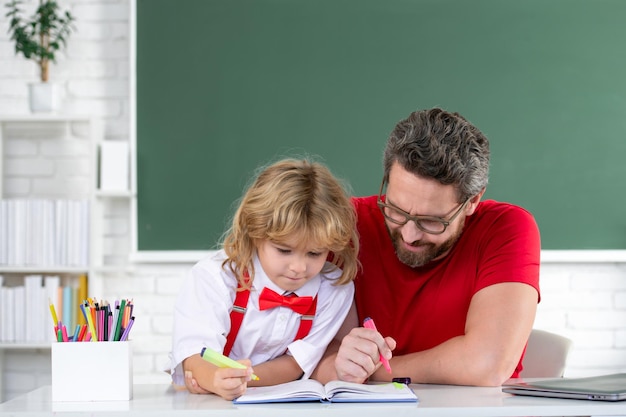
[200,347,259,381]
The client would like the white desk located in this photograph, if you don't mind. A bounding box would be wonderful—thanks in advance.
[1,382,626,417]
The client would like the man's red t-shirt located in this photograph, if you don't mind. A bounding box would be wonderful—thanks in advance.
[352,197,541,377]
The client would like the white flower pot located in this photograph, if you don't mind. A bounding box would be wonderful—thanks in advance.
[28,82,59,113]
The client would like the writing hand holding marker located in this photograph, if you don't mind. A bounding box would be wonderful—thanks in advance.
[363,317,392,374]
[200,347,259,381]
[192,347,258,400]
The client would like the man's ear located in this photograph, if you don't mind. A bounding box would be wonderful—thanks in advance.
[465,188,486,216]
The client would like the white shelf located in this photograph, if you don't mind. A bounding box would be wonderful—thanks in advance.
[0,115,92,123]
[0,342,51,349]
[0,116,136,402]
[0,266,89,274]
[0,117,132,347]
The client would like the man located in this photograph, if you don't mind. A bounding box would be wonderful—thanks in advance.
[313,108,540,387]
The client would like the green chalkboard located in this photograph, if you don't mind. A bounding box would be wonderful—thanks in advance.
[136,0,626,251]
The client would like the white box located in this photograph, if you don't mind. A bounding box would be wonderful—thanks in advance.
[99,141,130,192]
[51,341,133,402]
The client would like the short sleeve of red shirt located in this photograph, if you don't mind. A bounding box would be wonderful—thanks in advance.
[467,200,541,298]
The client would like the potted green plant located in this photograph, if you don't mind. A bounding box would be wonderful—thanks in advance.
[5,0,75,112]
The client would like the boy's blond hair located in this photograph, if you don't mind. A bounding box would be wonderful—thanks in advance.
[222,158,359,288]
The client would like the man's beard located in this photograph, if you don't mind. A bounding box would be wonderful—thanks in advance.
[389,226,463,268]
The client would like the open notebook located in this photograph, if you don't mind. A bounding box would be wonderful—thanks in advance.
[233,379,418,404]
[502,373,626,401]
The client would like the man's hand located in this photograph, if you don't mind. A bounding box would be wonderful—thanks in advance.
[335,326,396,383]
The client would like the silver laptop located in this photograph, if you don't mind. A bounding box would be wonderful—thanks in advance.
[502,373,626,402]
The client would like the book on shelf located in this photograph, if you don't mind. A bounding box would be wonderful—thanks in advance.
[233,379,418,404]
[45,276,60,341]
[0,274,88,343]
[0,199,89,268]
[99,140,130,192]
[76,274,88,326]
[24,275,44,342]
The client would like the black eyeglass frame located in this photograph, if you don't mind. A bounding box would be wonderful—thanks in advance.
[376,180,470,235]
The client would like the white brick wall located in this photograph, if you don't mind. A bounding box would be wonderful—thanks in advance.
[536,263,626,378]
[1,0,626,404]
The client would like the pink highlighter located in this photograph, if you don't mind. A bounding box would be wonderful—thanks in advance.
[363,317,392,374]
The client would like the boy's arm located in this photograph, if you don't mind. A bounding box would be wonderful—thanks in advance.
[184,354,304,394]
[246,354,304,386]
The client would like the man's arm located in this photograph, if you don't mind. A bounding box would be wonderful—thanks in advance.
[315,282,537,387]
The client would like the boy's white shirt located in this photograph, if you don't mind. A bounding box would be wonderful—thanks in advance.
[169,250,354,385]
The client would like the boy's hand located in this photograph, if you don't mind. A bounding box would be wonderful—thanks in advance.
[184,359,254,400]
[210,366,251,400]
[184,370,209,394]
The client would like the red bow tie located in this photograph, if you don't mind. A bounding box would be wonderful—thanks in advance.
[258,288,314,315]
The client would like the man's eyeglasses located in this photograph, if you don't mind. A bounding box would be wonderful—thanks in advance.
[377,180,469,235]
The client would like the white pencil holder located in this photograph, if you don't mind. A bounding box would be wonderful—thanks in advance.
[51,341,133,402]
